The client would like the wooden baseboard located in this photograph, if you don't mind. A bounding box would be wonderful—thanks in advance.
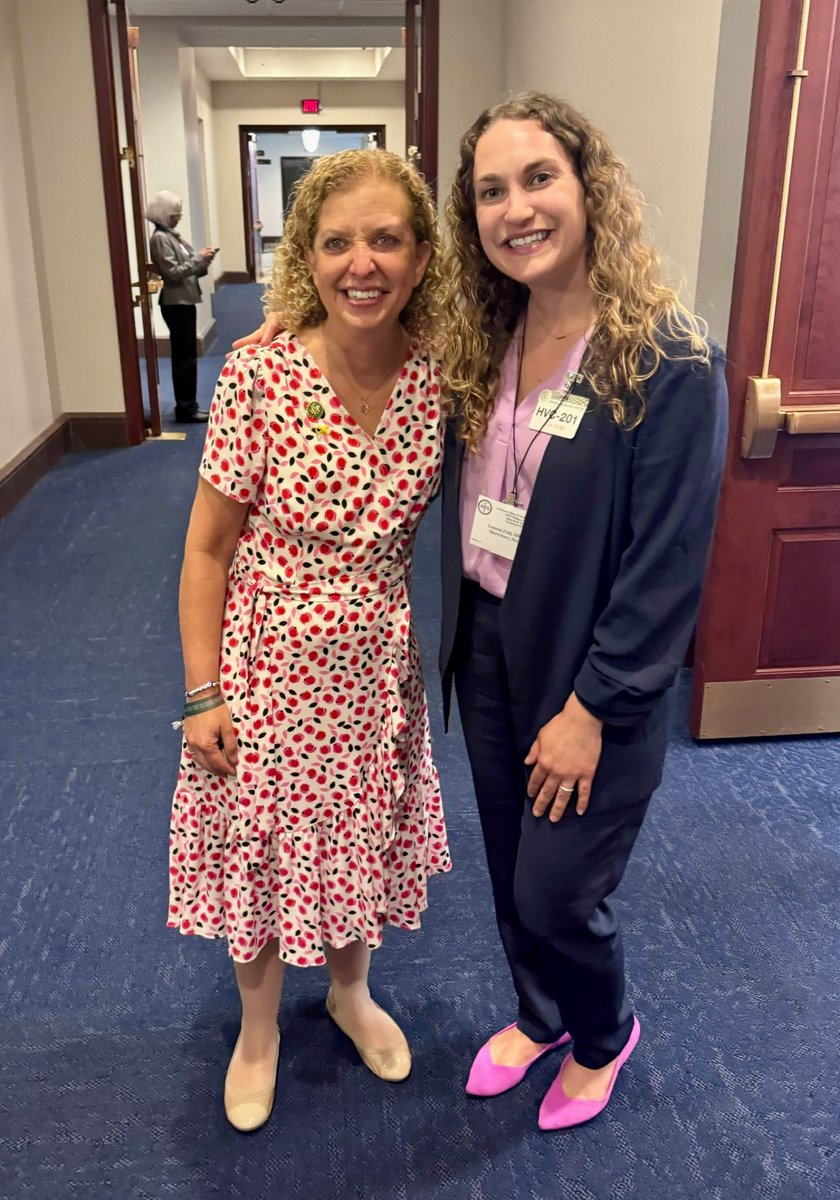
[0,413,128,521]
[217,271,252,285]
[66,413,129,452]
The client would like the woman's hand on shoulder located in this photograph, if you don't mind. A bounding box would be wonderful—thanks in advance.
[183,699,238,777]
[228,312,288,358]
[525,693,603,821]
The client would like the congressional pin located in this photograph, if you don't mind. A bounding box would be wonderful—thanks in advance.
[306,400,325,420]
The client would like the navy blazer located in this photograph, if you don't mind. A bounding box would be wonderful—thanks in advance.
[439,343,729,807]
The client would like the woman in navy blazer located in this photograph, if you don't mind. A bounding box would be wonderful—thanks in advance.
[234,92,727,1128]
[437,93,728,1129]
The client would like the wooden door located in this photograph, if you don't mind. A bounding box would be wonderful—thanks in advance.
[691,0,840,738]
[87,0,143,445]
[114,6,162,436]
[404,0,438,197]
[241,132,263,282]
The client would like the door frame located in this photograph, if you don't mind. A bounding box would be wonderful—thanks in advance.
[87,0,145,446]
[405,0,439,197]
[238,124,388,282]
[690,0,840,736]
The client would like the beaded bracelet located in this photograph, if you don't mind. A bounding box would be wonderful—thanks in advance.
[185,679,220,699]
[171,692,225,731]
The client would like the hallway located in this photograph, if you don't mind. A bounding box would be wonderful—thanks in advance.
[0,288,836,1199]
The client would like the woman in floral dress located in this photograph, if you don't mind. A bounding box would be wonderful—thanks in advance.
[168,149,450,1131]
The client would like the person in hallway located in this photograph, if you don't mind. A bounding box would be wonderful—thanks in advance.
[146,190,216,423]
[169,149,450,1133]
[233,93,728,1130]
[436,92,728,1130]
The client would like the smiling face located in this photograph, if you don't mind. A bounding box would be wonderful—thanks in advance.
[472,118,589,297]
[305,178,431,337]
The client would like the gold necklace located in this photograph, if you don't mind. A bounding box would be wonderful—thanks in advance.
[333,342,407,414]
[527,302,592,342]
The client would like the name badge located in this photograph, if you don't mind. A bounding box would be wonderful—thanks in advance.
[529,388,589,439]
[469,494,525,561]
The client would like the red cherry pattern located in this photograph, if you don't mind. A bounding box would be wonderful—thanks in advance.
[168,336,451,966]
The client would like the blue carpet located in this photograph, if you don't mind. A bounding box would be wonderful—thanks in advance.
[0,286,837,1198]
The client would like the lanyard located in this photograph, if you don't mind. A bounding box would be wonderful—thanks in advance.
[504,311,575,507]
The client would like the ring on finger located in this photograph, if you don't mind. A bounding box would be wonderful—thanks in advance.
[557,783,575,793]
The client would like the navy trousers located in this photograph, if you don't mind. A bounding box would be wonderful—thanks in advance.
[453,582,649,1069]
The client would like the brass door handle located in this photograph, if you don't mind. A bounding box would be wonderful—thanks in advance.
[742,376,840,458]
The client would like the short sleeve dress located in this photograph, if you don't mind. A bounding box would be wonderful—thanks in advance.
[168,335,451,966]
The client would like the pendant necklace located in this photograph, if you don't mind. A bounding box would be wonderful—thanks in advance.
[335,340,407,414]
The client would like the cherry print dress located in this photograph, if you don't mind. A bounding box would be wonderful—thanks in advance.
[168,335,451,966]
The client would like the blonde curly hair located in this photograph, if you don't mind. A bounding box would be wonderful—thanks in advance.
[263,148,443,346]
[441,93,710,451]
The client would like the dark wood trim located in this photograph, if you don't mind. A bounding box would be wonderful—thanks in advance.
[0,414,128,522]
[0,419,69,521]
[217,271,252,286]
[240,128,255,281]
[114,0,161,436]
[240,124,388,140]
[405,0,418,156]
[419,0,439,199]
[66,413,130,452]
[87,0,145,447]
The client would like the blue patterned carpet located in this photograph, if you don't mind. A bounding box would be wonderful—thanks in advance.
[0,286,837,1199]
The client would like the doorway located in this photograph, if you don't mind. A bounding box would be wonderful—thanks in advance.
[239,126,388,283]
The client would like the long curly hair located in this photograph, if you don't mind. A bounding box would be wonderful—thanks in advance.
[263,148,443,346]
[441,93,709,450]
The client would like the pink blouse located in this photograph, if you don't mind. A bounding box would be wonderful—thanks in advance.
[460,325,590,599]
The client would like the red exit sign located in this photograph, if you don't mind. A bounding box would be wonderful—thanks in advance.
[301,99,320,114]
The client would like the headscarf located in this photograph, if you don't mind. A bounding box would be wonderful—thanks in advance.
[145,190,182,228]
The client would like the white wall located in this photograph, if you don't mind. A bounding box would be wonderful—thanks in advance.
[0,0,56,467]
[438,0,505,201]
[196,64,222,284]
[695,0,762,344]
[13,0,124,426]
[503,0,725,310]
[211,80,405,275]
[137,19,215,340]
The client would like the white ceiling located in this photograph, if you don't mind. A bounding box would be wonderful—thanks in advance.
[128,0,407,79]
[194,45,405,81]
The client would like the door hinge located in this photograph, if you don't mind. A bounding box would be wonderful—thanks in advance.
[121,145,136,169]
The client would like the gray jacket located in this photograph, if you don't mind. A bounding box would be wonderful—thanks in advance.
[149,226,208,306]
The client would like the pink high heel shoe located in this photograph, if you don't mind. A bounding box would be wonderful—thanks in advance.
[538,1016,640,1130]
[466,1023,572,1097]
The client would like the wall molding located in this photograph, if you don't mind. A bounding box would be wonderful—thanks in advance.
[0,413,128,521]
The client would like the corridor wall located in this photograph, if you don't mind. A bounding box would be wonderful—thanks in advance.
[503,0,729,316]
[1,0,125,490]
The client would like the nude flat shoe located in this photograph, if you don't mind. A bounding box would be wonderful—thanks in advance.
[224,1028,281,1132]
[326,987,412,1083]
